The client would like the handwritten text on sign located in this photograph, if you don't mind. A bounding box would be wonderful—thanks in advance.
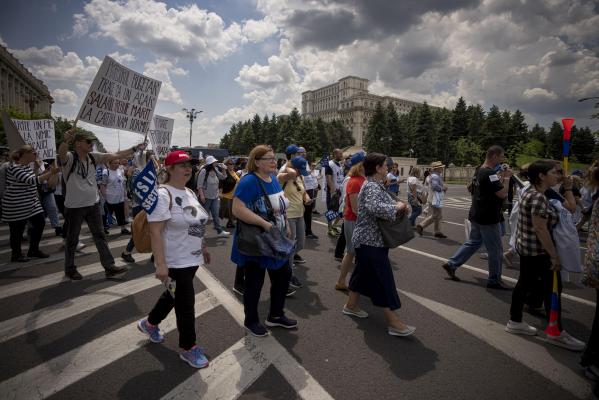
[78,55,162,135]
[12,119,56,159]
[149,115,174,159]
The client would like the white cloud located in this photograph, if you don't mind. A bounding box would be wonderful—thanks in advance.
[522,88,558,100]
[242,18,278,42]
[51,88,78,106]
[0,36,6,47]
[143,59,187,105]
[235,55,298,89]
[77,0,247,63]
[108,51,135,64]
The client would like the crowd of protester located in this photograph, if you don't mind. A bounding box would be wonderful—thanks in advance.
[1,132,598,381]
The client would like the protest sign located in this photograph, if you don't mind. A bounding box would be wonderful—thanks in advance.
[133,161,159,214]
[77,55,162,135]
[11,119,56,159]
[148,115,174,159]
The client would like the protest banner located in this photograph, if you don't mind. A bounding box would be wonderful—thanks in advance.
[11,118,56,159]
[148,115,174,159]
[77,55,162,135]
[133,160,159,214]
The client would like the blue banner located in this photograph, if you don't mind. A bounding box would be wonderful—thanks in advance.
[133,161,159,214]
[325,210,342,222]
[320,155,329,168]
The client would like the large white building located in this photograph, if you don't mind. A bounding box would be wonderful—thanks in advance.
[301,76,431,146]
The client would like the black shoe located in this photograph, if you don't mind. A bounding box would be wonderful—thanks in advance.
[11,255,30,262]
[27,250,50,259]
[306,233,319,239]
[105,265,127,278]
[66,270,83,280]
[415,225,423,236]
[486,282,512,291]
[244,322,269,337]
[293,254,306,264]
[120,228,131,235]
[104,228,110,234]
[289,276,303,288]
[121,252,136,263]
[232,284,245,296]
[265,315,298,329]
[226,222,235,229]
[286,287,297,297]
[54,227,63,237]
[441,263,460,281]
[312,210,320,215]
[434,233,448,239]
[150,254,155,263]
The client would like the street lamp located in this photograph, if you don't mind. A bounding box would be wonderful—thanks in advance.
[182,108,202,147]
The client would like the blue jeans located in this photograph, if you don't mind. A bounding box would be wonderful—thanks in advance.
[409,205,422,226]
[41,192,60,228]
[447,221,503,284]
[204,198,223,233]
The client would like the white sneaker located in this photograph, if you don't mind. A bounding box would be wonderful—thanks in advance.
[342,305,368,318]
[545,330,585,351]
[480,253,489,260]
[217,231,230,238]
[76,242,86,251]
[505,320,537,336]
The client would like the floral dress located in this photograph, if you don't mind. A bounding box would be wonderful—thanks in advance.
[582,198,599,288]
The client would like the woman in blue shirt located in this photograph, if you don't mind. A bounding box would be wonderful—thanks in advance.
[231,145,297,337]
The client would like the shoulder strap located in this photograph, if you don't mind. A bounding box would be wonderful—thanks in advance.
[158,185,174,210]
[66,151,78,182]
[250,173,275,219]
[89,153,96,168]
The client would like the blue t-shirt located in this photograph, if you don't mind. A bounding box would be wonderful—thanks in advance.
[230,173,290,269]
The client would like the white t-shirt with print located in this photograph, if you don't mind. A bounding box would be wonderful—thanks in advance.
[147,185,209,269]
[102,168,126,204]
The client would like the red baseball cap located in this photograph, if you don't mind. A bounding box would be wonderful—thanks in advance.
[164,150,199,166]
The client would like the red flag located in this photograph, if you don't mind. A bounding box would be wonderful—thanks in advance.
[562,118,574,141]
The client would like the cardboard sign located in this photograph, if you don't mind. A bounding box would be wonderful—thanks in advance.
[78,55,161,135]
[149,115,174,159]
[11,119,56,159]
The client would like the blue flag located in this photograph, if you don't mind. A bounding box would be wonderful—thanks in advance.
[320,155,329,168]
[133,161,159,214]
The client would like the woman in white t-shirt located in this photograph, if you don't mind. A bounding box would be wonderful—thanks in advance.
[137,150,211,369]
[100,159,129,234]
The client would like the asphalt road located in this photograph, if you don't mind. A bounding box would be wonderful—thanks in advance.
[0,184,596,400]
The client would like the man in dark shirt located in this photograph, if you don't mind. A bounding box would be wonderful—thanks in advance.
[441,145,512,289]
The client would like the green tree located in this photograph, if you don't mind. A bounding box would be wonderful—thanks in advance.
[251,114,263,144]
[453,138,483,166]
[511,109,528,143]
[546,121,563,160]
[364,102,387,153]
[436,110,453,164]
[572,126,596,164]
[451,96,468,140]
[386,103,404,156]
[414,102,436,164]
[467,104,485,143]
[482,105,503,149]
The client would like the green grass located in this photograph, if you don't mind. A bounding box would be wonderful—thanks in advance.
[515,154,590,172]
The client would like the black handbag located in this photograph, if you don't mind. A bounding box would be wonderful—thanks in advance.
[377,185,415,248]
[236,174,295,259]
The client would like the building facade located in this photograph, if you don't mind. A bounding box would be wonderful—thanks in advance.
[0,45,53,116]
[301,76,430,146]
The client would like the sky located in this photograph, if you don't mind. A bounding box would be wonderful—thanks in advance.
[1,0,598,152]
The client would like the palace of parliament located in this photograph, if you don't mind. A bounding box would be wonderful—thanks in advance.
[301,76,435,146]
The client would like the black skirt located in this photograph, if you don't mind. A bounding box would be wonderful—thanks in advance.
[349,245,401,310]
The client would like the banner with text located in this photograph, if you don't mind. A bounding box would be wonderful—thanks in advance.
[149,115,174,159]
[77,55,162,135]
[12,119,56,159]
[133,161,159,214]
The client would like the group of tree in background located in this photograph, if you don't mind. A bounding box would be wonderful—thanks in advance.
[221,96,598,167]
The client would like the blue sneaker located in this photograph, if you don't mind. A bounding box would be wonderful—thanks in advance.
[180,346,209,368]
[137,318,164,343]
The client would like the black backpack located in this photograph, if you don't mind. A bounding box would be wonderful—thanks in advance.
[466,167,480,197]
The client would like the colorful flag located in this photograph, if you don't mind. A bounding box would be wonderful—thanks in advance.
[132,161,159,214]
[544,271,561,337]
[562,118,574,141]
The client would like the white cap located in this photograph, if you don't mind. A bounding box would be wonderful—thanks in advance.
[205,155,217,165]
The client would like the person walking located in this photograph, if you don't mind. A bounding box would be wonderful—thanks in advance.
[326,149,345,236]
[2,145,58,262]
[100,158,130,235]
[220,158,240,229]
[137,150,212,369]
[342,153,415,337]
[416,161,447,238]
[58,129,141,280]
[197,156,230,238]
[336,151,366,291]
[231,145,297,337]
[407,167,425,226]
[505,160,585,350]
[440,146,511,289]
[385,163,402,195]
[299,148,318,239]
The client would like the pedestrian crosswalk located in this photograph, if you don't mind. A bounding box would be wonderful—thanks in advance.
[442,196,473,210]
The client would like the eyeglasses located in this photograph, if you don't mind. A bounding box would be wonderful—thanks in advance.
[258,157,276,161]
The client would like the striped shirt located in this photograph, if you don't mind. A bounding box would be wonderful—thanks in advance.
[1,163,43,222]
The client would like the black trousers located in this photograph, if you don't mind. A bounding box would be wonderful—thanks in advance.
[243,261,291,325]
[304,189,316,235]
[510,254,562,331]
[9,212,45,257]
[582,290,599,367]
[148,266,199,350]
[106,201,127,226]
[334,222,346,259]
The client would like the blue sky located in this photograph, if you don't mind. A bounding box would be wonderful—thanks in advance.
[1,0,598,151]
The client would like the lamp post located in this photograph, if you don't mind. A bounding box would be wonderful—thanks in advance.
[182,108,202,147]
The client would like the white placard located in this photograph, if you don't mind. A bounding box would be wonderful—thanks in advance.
[77,55,162,135]
[148,115,174,159]
[11,119,56,159]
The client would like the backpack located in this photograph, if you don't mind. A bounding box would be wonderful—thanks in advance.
[221,170,237,193]
[466,167,480,197]
[132,186,172,253]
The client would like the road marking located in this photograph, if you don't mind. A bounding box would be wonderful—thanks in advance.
[0,274,161,343]
[400,289,592,399]
[0,254,152,300]
[196,267,335,400]
[0,238,132,271]
[0,290,218,400]
[0,230,98,256]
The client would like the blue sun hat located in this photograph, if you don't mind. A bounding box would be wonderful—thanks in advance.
[350,151,366,167]
[291,156,310,176]
[286,144,300,155]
